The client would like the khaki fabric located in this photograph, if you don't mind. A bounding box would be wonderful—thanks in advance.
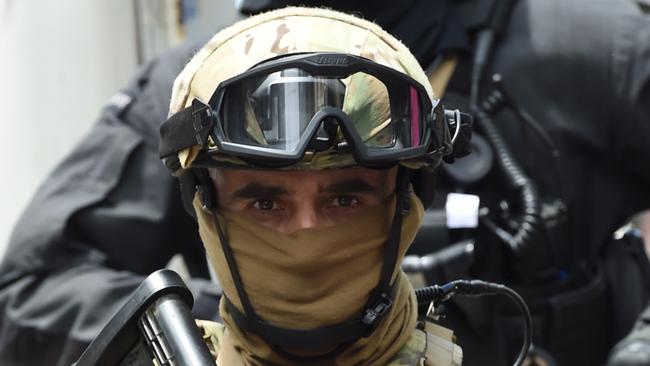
[197,319,463,366]
[168,6,438,171]
[194,194,425,365]
[427,56,459,98]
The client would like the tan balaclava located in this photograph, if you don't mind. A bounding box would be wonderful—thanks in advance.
[194,194,424,365]
[168,6,437,365]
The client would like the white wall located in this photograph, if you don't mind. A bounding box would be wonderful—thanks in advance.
[0,0,240,260]
[0,1,139,257]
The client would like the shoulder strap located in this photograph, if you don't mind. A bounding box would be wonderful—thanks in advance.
[386,328,427,366]
[384,323,462,366]
[196,319,225,360]
[421,321,463,366]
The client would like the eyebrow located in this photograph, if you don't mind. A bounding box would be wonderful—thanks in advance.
[232,182,291,199]
[318,178,378,194]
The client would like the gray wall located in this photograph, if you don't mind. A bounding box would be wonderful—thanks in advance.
[0,0,239,259]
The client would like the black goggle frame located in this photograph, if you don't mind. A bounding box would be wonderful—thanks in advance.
[159,52,452,169]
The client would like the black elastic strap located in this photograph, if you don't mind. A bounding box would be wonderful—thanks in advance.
[211,214,258,319]
[270,341,351,363]
[158,99,213,159]
[159,106,195,158]
[224,295,375,349]
[364,167,412,310]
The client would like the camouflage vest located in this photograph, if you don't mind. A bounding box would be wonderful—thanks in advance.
[196,320,462,366]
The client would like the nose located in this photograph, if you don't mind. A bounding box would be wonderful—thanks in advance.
[281,202,332,234]
[294,204,320,231]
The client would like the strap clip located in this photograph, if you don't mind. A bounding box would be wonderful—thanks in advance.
[361,293,393,334]
[191,99,214,147]
[398,193,411,216]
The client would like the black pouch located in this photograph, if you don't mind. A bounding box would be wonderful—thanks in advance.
[603,231,650,343]
[547,265,611,365]
[500,265,611,365]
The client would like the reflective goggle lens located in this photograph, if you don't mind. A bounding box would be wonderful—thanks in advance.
[218,68,428,155]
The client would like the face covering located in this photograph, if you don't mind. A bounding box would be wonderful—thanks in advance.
[194,192,424,365]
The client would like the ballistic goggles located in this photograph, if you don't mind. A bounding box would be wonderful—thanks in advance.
[159,52,454,169]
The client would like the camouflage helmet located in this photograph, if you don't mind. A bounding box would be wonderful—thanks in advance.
[167,6,440,171]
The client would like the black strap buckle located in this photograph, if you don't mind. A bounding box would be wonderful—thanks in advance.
[397,193,411,216]
[191,99,213,147]
[361,293,393,334]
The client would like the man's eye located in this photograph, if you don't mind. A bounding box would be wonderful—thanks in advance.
[253,199,276,211]
[333,196,359,207]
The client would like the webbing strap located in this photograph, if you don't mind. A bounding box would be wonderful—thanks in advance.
[158,99,213,159]
[223,296,370,349]
[365,168,412,309]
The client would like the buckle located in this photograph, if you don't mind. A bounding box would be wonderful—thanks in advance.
[361,293,393,334]
[397,192,411,216]
[196,184,215,212]
[191,99,213,147]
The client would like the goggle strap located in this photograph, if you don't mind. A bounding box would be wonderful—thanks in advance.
[159,99,213,161]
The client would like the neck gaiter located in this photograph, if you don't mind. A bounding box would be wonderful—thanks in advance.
[194,193,424,365]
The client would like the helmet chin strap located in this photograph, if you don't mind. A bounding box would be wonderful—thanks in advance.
[209,167,413,362]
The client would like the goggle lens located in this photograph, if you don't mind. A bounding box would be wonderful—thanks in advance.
[218,68,428,155]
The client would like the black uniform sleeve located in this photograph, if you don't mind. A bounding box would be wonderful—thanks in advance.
[0,42,219,366]
[610,3,650,186]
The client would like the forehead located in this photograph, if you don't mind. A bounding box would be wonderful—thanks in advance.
[212,166,395,187]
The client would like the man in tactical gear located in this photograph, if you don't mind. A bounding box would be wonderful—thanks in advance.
[156,6,463,364]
